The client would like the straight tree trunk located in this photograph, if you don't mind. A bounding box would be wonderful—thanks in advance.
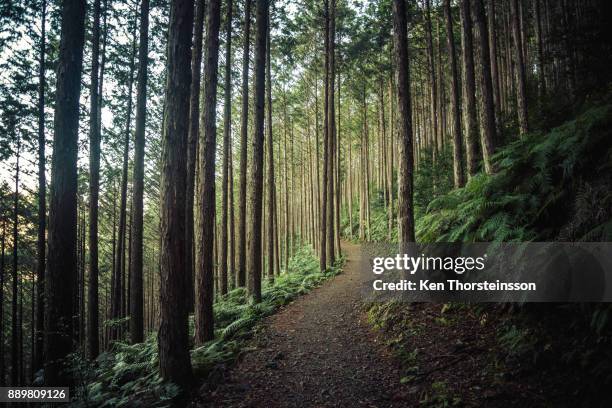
[112,26,137,339]
[87,0,102,358]
[444,0,465,188]
[472,0,496,174]
[488,0,502,134]
[158,0,195,386]
[0,219,5,386]
[247,0,269,303]
[326,0,336,266]
[265,16,275,281]
[45,0,86,386]
[459,0,479,177]
[129,0,149,344]
[534,0,546,98]
[35,0,47,370]
[186,0,205,313]
[195,0,222,344]
[11,137,20,386]
[237,0,252,287]
[220,0,233,296]
[425,0,440,154]
[392,0,416,243]
[510,0,529,136]
[320,0,330,271]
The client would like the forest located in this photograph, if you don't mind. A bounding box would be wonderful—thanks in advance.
[0,0,611,406]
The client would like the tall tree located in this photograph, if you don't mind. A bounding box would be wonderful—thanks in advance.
[265,10,275,281]
[459,0,479,177]
[195,0,221,344]
[510,0,529,136]
[247,0,269,303]
[326,0,336,266]
[186,0,205,314]
[444,0,465,188]
[424,0,440,154]
[129,0,149,344]
[0,216,5,386]
[11,136,20,386]
[158,0,195,385]
[220,0,233,296]
[88,0,102,358]
[45,0,86,386]
[35,0,47,370]
[237,0,252,288]
[472,0,496,174]
[392,0,415,243]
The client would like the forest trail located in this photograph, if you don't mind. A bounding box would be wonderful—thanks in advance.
[196,242,411,407]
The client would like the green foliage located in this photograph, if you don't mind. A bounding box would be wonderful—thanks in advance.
[71,246,343,407]
[416,104,612,243]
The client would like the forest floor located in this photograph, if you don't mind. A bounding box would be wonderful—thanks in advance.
[191,242,567,407]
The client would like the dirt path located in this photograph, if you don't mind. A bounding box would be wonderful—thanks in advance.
[195,242,411,407]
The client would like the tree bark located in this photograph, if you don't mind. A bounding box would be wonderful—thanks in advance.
[237,0,252,288]
[510,0,529,136]
[444,0,465,188]
[158,0,195,386]
[265,14,275,282]
[247,0,269,303]
[35,0,47,370]
[45,0,86,386]
[472,0,496,174]
[459,0,479,177]
[11,137,20,386]
[392,0,416,243]
[186,0,205,316]
[87,0,101,358]
[220,0,233,296]
[195,0,221,344]
[129,0,149,344]
[326,0,336,266]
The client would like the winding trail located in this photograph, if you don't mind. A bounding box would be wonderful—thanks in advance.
[197,242,411,407]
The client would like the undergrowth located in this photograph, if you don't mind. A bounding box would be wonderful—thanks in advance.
[70,245,343,407]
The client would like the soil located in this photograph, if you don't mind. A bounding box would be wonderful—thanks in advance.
[193,242,413,407]
[192,242,593,407]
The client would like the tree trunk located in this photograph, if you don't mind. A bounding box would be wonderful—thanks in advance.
[0,218,5,386]
[129,0,149,344]
[247,0,269,303]
[425,0,440,154]
[11,137,21,386]
[459,0,479,177]
[237,0,252,288]
[392,0,415,243]
[510,0,529,136]
[472,0,496,174]
[186,0,205,314]
[534,0,546,98]
[35,0,47,370]
[112,25,137,339]
[45,0,86,386]
[88,0,101,358]
[266,15,275,281]
[326,0,336,266]
[158,0,195,386]
[444,0,465,188]
[195,0,221,344]
[488,0,502,134]
[220,0,233,296]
